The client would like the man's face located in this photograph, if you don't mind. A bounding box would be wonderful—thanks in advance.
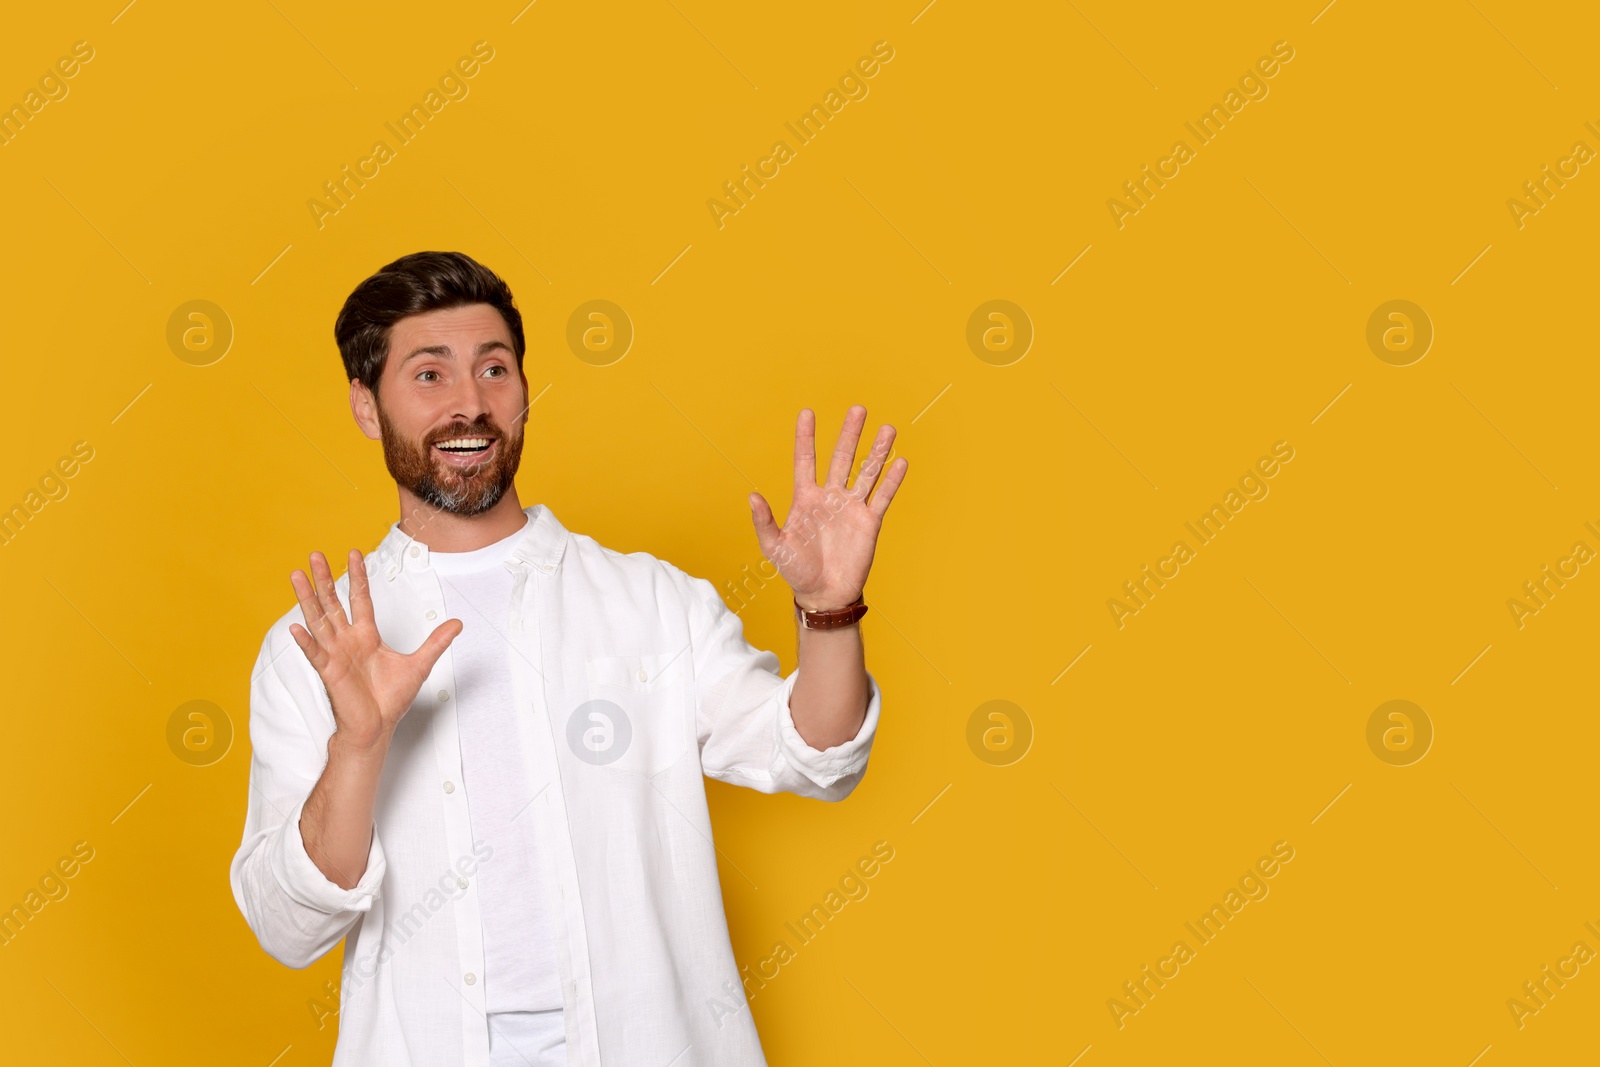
[366,303,528,516]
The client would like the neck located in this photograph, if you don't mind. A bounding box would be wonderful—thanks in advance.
[395,484,528,552]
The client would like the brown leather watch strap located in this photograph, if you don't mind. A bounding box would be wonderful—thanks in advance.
[794,595,869,630]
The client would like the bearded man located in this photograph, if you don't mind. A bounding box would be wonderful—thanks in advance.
[229,251,908,1066]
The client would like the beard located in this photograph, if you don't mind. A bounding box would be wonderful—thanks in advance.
[377,402,524,517]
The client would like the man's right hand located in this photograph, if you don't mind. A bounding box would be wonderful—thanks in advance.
[288,548,462,753]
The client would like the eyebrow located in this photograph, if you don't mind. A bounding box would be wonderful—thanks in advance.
[399,339,513,366]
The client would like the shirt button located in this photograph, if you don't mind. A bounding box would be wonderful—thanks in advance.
[443,780,455,794]
[464,973,476,985]
[426,609,437,620]
[637,669,648,682]
[409,546,420,558]
[457,877,468,889]
[438,690,450,702]
[541,563,554,572]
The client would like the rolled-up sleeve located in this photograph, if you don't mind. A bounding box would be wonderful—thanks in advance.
[776,667,881,789]
[682,574,881,801]
[229,623,386,968]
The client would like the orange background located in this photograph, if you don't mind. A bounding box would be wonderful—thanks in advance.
[2,1,1597,1063]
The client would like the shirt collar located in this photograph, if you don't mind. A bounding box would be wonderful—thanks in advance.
[374,503,569,581]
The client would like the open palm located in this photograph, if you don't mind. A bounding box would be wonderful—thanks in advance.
[749,405,908,611]
[288,549,463,750]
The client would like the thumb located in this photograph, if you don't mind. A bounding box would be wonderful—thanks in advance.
[749,492,780,553]
[413,618,464,673]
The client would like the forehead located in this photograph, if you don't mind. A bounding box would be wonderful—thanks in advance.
[386,303,510,355]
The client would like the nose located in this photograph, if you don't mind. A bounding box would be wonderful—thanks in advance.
[443,373,493,428]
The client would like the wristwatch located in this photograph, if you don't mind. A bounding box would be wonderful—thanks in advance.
[794,595,869,630]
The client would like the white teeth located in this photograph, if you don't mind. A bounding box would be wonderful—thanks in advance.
[437,437,491,449]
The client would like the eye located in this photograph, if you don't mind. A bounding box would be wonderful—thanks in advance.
[417,370,440,382]
[483,365,507,378]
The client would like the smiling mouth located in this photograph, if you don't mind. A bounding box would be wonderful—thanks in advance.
[433,436,498,465]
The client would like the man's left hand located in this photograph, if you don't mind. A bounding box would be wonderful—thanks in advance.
[749,404,908,612]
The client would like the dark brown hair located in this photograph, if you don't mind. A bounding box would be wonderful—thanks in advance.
[334,251,525,396]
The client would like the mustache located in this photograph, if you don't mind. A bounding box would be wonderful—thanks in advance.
[427,420,504,444]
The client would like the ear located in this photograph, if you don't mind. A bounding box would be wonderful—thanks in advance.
[350,379,382,441]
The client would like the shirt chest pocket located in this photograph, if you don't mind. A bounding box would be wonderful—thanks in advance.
[569,649,693,777]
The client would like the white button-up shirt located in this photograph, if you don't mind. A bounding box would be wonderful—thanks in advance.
[229,503,883,1066]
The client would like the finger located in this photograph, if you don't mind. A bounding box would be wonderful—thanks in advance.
[850,424,896,497]
[411,619,464,674]
[348,549,375,628]
[825,404,867,488]
[793,408,818,490]
[288,622,328,671]
[290,568,328,636]
[748,491,781,556]
[309,551,347,630]
[867,456,909,519]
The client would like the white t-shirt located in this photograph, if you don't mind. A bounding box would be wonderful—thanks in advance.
[430,516,564,1013]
